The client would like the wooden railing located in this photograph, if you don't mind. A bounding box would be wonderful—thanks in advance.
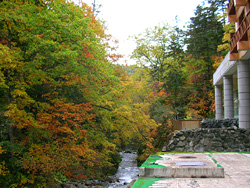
[228,0,236,15]
[230,10,250,53]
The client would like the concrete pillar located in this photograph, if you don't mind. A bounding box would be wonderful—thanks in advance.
[215,85,223,119]
[238,60,250,129]
[223,76,234,119]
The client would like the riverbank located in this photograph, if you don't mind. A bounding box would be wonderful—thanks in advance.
[60,151,139,188]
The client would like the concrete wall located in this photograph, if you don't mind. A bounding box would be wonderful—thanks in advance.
[213,53,237,86]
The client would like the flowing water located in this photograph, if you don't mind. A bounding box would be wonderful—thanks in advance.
[106,151,139,188]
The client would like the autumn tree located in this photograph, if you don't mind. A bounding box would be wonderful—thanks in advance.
[217,22,235,56]
[0,0,122,186]
[93,65,159,150]
[0,0,163,186]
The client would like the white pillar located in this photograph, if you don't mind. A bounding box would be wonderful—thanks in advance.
[238,60,250,129]
[223,76,234,119]
[215,85,223,119]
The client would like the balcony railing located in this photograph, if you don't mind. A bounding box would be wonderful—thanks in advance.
[228,0,236,15]
[235,0,248,6]
[230,10,250,53]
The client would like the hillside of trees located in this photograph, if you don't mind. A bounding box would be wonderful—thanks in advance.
[0,0,231,187]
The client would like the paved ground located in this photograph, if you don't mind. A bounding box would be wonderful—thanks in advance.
[132,153,250,188]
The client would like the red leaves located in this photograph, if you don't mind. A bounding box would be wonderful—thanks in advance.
[83,47,94,59]
[146,143,154,149]
[65,167,87,180]
[149,81,168,98]
[0,37,9,46]
[24,100,96,179]
[37,101,95,137]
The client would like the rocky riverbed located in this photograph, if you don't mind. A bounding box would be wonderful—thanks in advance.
[106,151,139,188]
[61,151,139,188]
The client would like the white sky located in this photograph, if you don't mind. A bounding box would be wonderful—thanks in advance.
[72,0,204,64]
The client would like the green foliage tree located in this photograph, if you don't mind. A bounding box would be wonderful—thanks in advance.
[184,1,226,118]
[186,4,224,61]
[131,23,187,119]
[130,0,228,126]
[131,24,173,81]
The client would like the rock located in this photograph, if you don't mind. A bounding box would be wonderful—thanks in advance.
[168,139,175,146]
[200,138,204,144]
[124,150,132,153]
[180,136,186,141]
[175,147,184,152]
[77,184,83,188]
[207,133,214,138]
[162,145,167,152]
[189,141,194,147]
[212,137,221,142]
[212,141,222,147]
[245,143,250,148]
[61,183,77,188]
[176,141,186,147]
[246,129,250,134]
[186,129,192,133]
[203,138,210,146]
[216,147,224,152]
[186,148,194,152]
[165,146,173,152]
[239,144,245,150]
[168,143,176,150]
[85,180,92,186]
[194,145,204,152]
[233,148,240,152]
[176,131,184,136]
[201,119,239,128]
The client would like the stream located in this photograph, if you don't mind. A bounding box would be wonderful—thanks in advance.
[105,151,139,188]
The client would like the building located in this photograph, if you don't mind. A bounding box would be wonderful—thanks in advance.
[213,0,250,129]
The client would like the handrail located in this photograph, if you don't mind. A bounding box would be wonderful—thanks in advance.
[230,10,250,53]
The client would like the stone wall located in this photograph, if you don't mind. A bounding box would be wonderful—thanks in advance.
[163,127,250,152]
[200,119,238,128]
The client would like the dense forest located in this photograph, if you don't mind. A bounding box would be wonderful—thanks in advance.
[0,0,232,187]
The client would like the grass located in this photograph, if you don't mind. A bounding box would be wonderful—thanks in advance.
[207,154,223,168]
[140,155,166,168]
[131,178,161,188]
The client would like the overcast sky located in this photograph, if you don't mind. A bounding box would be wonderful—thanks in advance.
[72,0,204,64]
